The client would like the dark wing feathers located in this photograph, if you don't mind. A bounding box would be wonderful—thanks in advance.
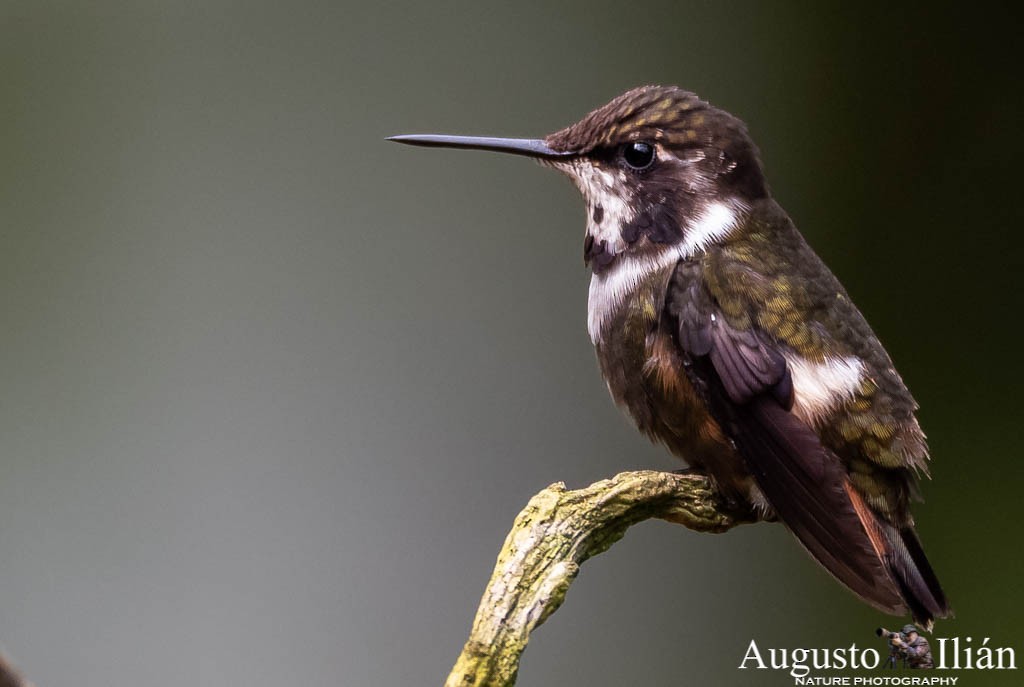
[667,261,948,623]
[743,396,903,610]
[688,348,905,614]
[709,320,792,409]
[674,266,792,408]
[675,274,714,357]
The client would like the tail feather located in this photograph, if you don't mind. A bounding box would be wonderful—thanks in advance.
[739,398,907,614]
[736,397,950,625]
[847,481,951,628]
[883,524,951,629]
[690,348,950,626]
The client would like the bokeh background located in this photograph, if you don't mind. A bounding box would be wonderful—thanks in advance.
[2,2,1021,686]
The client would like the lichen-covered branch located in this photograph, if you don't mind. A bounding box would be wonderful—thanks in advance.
[443,470,758,687]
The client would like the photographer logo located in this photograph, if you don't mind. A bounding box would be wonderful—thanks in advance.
[737,625,1016,685]
[875,624,933,669]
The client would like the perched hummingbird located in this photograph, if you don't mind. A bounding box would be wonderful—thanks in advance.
[390,86,949,627]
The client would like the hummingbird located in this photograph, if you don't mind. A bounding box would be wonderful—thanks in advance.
[390,85,950,628]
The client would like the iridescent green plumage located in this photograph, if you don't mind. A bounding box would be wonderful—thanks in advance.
[704,200,929,511]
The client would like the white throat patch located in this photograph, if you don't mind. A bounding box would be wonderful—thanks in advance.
[681,200,744,257]
[585,198,745,344]
[587,249,683,343]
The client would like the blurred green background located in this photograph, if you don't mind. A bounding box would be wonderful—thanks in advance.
[2,2,1021,686]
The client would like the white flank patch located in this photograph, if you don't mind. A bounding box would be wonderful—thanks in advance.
[680,200,744,257]
[785,354,866,426]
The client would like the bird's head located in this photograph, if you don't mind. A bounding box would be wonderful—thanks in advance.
[390,85,768,273]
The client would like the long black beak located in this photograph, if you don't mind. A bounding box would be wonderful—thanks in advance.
[387,134,575,160]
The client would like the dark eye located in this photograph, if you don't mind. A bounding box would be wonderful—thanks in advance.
[620,141,656,171]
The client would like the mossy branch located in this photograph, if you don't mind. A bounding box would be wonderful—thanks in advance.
[443,469,758,687]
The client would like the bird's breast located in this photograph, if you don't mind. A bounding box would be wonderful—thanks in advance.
[590,261,748,496]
